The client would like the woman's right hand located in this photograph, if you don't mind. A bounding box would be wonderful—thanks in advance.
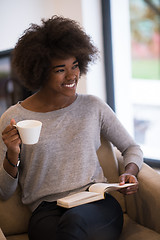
[2,119,21,178]
[2,118,21,158]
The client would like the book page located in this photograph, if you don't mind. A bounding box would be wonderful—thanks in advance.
[89,182,137,195]
[89,183,114,195]
[57,183,137,208]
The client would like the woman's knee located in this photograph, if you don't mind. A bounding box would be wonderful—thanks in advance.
[57,209,88,240]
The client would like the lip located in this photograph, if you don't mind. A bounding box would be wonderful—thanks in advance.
[62,81,76,88]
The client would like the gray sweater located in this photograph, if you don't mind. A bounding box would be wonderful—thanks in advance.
[0,94,143,211]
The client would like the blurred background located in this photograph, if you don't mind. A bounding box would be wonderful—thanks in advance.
[0,0,160,166]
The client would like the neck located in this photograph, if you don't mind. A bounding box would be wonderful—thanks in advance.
[38,90,77,108]
[21,90,77,112]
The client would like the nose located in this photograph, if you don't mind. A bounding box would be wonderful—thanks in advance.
[65,70,76,81]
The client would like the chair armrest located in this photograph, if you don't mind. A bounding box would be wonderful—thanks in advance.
[125,163,160,233]
[0,228,6,240]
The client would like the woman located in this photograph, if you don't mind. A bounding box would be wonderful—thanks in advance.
[0,16,143,240]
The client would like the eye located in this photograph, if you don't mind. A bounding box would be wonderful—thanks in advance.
[72,64,79,70]
[55,69,64,73]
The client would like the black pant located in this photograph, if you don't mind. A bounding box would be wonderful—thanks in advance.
[28,194,123,240]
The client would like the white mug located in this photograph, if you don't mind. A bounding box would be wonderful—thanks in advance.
[15,120,42,145]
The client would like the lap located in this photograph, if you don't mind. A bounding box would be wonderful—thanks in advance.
[28,194,123,240]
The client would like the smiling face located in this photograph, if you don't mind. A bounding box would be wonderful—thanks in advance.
[44,57,80,99]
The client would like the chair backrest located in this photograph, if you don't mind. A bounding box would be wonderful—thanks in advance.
[97,137,126,212]
[97,137,119,182]
[0,186,31,236]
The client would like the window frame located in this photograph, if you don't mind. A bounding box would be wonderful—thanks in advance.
[101,0,160,168]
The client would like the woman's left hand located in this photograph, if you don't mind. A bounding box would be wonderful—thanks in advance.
[119,173,139,195]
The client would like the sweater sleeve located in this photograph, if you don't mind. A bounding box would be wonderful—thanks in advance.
[0,166,18,200]
[0,110,19,200]
[98,98,143,170]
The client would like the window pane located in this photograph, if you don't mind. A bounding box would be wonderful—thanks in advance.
[129,0,160,159]
[0,56,11,116]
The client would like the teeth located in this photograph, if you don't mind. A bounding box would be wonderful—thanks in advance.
[64,83,75,88]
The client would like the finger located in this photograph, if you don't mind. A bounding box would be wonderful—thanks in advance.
[127,184,139,191]
[2,128,18,140]
[10,133,21,143]
[120,174,138,184]
[2,125,14,135]
[128,175,138,183]
[2,119,17,135]
[4,135,21,152]
[2,128,21,148]
[2,124,16,135]
[119,180,125,185]
[3,134,20,146]
[125,187,138,195]
[119,174,132,185]
[121,183,139,195]
[10,118,16,126]
[119,175,126,185]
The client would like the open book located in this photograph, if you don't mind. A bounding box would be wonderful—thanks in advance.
[57,182,136,208]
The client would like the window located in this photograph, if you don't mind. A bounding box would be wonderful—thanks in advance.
[102,0,160,166]
[129,0,160,162]
[0,50,32,117]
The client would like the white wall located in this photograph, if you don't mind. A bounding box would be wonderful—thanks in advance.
[0,0,55,51]
[52,0,83,23]
[0,0,106,101]
[81,0,106,101]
